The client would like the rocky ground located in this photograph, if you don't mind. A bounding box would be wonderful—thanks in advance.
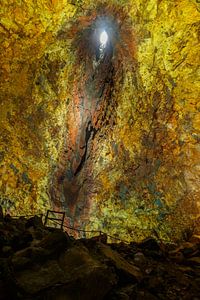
[0,211,200,300]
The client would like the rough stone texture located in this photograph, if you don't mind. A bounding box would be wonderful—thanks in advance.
[98,243,142,282]
[0,0,200,242]
[1,216,200,300]
[0,0,76,214]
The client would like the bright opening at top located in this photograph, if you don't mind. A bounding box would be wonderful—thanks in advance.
[100,30,108,46]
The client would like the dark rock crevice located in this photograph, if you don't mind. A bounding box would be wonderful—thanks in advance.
[74,121,98,176]
[50,7,136,231]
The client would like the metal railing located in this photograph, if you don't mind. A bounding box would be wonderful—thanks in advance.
[45,211,129,244]
[8,210,130,244]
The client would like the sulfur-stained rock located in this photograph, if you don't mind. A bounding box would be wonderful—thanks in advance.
[0,0,200,244]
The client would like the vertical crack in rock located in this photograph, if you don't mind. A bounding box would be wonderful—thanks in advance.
[51,6,136,231]
[74,121,98,176]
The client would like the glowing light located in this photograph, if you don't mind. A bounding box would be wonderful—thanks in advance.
[100,30,108,46]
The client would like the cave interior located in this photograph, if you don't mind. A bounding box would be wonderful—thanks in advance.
[0,0,200,299]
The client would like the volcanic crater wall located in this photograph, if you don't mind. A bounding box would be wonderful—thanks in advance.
[0,0,200,242]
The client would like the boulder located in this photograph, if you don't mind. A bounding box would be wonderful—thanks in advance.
[189,235,200,245]
[37,229,71,255]
[25,215,44,229]
[112,242,134,258]
[134,252,147,267]
[1,246,13,257]
[4,214,12,223]
[14,245,116,300]
[14,217,27,232]
[12,246,49,270]
[11,230,33,251]
[139,238,160,252]
[11,230,72,271]
[98,243,142,283]
[89,233,108,244]
[58,245,117,300]
[169,250,184,264]
[180,242,199,257]
[186,257,200,266]
[107,284,136,300]
[14,259,65,294]
[169,242,199,261]
[137,290,159,300]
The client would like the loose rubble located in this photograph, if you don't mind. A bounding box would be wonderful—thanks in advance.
[0,212,200,299]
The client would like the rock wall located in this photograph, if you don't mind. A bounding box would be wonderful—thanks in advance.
[0,0,200,242]
[0,0,76,214]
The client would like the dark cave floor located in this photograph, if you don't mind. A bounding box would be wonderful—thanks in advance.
[0,213,200,300]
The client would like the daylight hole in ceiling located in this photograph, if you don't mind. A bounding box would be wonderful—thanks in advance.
[100,30,108,47]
